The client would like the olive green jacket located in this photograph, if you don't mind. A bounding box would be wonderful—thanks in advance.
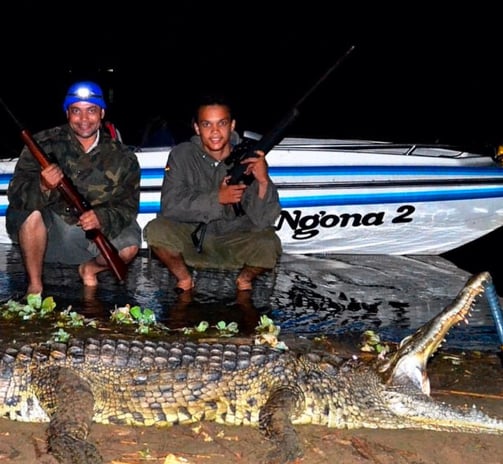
[159,135,281,235]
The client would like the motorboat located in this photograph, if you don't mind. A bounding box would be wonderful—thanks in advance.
[1,136,502,255]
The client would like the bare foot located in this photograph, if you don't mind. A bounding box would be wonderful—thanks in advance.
[236,277,253,291]
[26,285,43,296]
[236,266,267,291]
[175,277,194,293]
[78,263,99,287]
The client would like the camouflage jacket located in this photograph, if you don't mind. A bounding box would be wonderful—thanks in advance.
[7,124,140,239]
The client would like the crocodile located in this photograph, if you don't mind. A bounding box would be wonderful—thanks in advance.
[1,271,503,463]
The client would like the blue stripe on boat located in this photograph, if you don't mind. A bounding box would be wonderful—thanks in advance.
[267,165,503,177]
[139,165,503,181]
[278,186,503,208]
[131,186,503,215]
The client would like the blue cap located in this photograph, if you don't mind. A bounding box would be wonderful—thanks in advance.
[63,81,107,111]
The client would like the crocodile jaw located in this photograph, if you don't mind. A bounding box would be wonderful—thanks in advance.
[379,271,491,395]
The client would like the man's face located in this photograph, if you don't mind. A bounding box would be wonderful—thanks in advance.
[194,104,235,155]
[66,102,104,140]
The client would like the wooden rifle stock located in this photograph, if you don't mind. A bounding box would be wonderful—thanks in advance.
[0,97,128,282]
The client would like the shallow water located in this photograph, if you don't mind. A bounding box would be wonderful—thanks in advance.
[0,244,501,351]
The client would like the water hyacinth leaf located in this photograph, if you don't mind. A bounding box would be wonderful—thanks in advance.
[26,293,42,309]
[195,321,209,332]
[216,321,227,331]
[52,328,71,343]
[226,322,239,333]
[40,296,56,316]
[142,308,156,324]
[129,305,142,320]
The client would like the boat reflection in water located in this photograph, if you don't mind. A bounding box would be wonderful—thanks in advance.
[0,244,500,352]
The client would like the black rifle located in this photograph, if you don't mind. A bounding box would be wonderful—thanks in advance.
[225,44,356,216]
[0,97,128,282]
[191,44,356,252]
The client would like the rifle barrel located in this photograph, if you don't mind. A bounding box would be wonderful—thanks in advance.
[225,44,357,217]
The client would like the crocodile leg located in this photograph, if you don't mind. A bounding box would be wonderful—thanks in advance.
[45,368,103,464]
[259,386,304,463]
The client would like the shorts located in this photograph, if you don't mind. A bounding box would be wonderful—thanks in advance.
[143,216,282,270]
[7,208,141,265]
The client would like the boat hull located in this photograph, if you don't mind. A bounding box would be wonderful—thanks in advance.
[2,138,503,255]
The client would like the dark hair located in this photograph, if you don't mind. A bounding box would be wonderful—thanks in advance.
[193,94,233,124]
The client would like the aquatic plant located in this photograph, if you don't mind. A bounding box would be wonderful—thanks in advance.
[0,293,56,320]
[0,295,285,348]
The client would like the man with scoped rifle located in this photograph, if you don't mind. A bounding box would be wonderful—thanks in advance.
[144,46,355,294]
[144,94,283,294]
[6,81,141,296]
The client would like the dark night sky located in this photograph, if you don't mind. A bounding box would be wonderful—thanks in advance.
[1,3,501,153]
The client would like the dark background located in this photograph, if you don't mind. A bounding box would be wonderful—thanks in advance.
[1,2,503,289]
[1,3,501,155]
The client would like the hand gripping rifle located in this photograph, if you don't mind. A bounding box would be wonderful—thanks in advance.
[0,97,128,282]
[225,44,356,216]
[191,44,356,252]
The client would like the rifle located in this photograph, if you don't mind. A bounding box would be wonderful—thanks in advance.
[225,44,356,216]
[191,44,356,252]
[0,97,128,282]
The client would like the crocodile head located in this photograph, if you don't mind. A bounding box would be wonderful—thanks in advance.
[377,271,491,395]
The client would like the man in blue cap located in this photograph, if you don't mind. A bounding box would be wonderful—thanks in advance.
[6,81,141,296]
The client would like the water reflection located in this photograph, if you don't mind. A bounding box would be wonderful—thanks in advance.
[0,244,500,350]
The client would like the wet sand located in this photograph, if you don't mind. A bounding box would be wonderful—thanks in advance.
[2,243,503,463]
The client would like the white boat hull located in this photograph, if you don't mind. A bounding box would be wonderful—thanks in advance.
[2,137,503,255]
